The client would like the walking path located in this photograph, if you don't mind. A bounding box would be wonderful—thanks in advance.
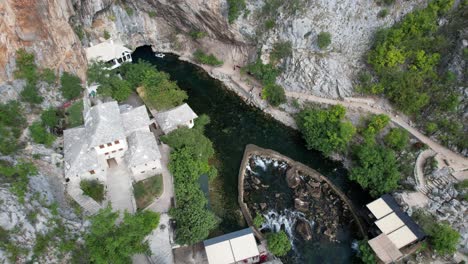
[106,161,136,213]
[195,60,468,180]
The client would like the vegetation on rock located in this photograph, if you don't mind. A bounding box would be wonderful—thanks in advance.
[85,207,160,263]
[193,50,223,66]
[266,231,291,257]
[317,32,332,49]
[244,59,286,106]
[65,100,84,128]
[60,72,82,100]
[29,121,56,147]
[428,223,460,255]
[270,41,293,63]
[253,213,264,228]
[0,161,37,203]
[227,0,246,23]
[262,83,286,106]
[0,101,26,155]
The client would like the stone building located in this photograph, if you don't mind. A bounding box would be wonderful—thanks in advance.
[85,39,132,70]
[154,103,198,134]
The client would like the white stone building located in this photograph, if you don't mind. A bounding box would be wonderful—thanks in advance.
[63,101,161,184]
[85,40,132,70]
[154,103,198,134]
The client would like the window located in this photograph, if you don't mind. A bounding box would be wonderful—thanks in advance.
[107,143,112,147]
[89,170,95,175]
[189,119,193,124]
[99,145,105,149]
[112,150,116,153]
[114,140,120,144]
[152,167,157,170]
[119,148,123,151]
[105,152,109,155]
[141,171,145,174]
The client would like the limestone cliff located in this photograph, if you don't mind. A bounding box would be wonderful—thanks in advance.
[0,0,87,82]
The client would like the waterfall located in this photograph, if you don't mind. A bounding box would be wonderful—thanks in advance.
[253,156,267,171]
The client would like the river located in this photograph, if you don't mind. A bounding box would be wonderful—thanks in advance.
[131,46,371,263]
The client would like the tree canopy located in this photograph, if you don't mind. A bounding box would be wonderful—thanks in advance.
[350,142,400,197]
[297,105,356,155]
[428,223,460,255]
[85,207,160,264]
[358,240,376,264]
[384,128,409,151]
[262,83,286,106]
[61,72,82,100]
[266,231,291,257]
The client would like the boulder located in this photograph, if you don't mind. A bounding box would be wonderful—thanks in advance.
[294,198,310,212]
[286,167,300,189]
[295,219,313,241]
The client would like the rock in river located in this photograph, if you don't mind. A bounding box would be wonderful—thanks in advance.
[296,218,313,241]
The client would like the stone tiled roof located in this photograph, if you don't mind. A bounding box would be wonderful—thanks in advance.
[154,103,198,134]
[85,101,126,148]
[63,127,101,178]
[120,105,151,136]
[124,131,161,167]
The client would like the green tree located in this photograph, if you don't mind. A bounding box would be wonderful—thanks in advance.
[298,105,356,155]
[350,143,400,197]
[162,127,214,163]
[61,72,82,100]
[193,114,211,132]
[97,78,132,102]
[40,68,56,85]
[384,128,409,151]
[270,41,292,63]
[317,32,331,49]
[87,61,110,84]
[85,207,160,263]
[262,83,286,106]
[140,70,188,110]
[358,240,376,264]
[40,108,59,129]
[29,122,56,147]
[244,59,280,85]
[120,61,155,88]
[266,231,291,257]
[20,83,43,104]
[429,223,460,255]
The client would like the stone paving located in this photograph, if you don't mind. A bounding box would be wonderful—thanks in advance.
[106,160,136,213]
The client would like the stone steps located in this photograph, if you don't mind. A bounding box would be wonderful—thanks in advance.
[67,185,102,214]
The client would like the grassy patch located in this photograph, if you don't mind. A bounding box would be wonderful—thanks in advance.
[193,50,223,66]
[80,179,105,202]
[133,175,163,209]
[65,100,84,128]
[317,32,331,49]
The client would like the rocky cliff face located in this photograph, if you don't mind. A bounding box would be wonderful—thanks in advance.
[0,0,87,82]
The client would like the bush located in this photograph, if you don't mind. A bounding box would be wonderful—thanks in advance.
[85,207,160,263]
[378,9,389,18]
[253,214,264,228]
[97,78,132,102]
[65,100,84,128]
[40,108,59,129]
[14,49,37,83]
[40,68,56,85]
[80,180,105,202]
[262,83,286,106]
[0,101,26,155]
[227,0,246,23]
[125,6,134,16]
[266,231,291,257]
[270,41,292,63]
[429,223,460,255]
[0,161,37,203]
[265,19,275,30]
[20,83,43,104]
[298,105,356,155]
[148,11,157,18]
[358,240,376,264]
[317,32,331,49]
[384,128,409,151]
[60,72,82,100]
[140,69,188,110]
[29,122,56,147]
[103,30,110,40]
[244,59,280,85]
[189,31,206,39]
[193,50,223,66]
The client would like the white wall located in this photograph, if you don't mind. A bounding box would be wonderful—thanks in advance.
[94,138,128,159]
[131,159,162,182]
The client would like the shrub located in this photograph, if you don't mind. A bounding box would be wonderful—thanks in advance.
[103,30,110,40]
[14,49,37,83]
[97,78,132,102]
[65,100,84,128]
[29,122,56,147]
[148,11,157,18]
[80,180,105,202]
[358,240,376,264]
[60,72,82,100]
[0,101,26,155]
[140,69,188,110]
[20,83,43,104]
[227,0,246,23]
[266,231,291,257]
[270,41,292,63]
[384,128,409,151]
[253,214,264,228]
[40,68,56,85]
[298,105,356,155]
[429,223,460,255]
[0,161,37,203]
[265,19,275,30]
[193,50,223,66]
[378,9,389,18]
[262,83,286,106]
[74,25,85,40]
[244,59,280,85]
[317,32,331,49]
[125,6,134,16]
[40,108,59,129]
[189,30,206,39]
